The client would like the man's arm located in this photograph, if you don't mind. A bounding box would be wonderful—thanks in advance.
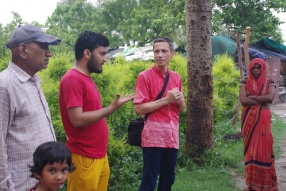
[0,88,15,191]
[67,93,134,128]
[176,96,185,113]
[134,89,183,115]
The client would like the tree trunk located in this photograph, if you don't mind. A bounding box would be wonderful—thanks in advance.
[185,0,214,159]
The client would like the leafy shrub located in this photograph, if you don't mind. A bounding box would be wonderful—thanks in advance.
[213,54,240,125]
[0,58,9,72]
[38,55,72,143]
[169,53,188,94]
[47,56,71,81]
[108,133,143,190]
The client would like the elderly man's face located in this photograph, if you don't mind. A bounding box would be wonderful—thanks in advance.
[23,42,52,76]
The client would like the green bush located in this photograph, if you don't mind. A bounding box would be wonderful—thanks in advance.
[38,55,72,142]
[213,54,240,125]
[0,56,10,72]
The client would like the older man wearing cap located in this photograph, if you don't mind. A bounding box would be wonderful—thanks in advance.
[0,25,61,191]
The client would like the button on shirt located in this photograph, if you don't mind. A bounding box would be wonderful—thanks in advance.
[0,62,56,191]
[134,65,183,149]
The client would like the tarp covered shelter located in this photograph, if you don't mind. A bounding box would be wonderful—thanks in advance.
[211,35,265,61]
[212,36,237,59]
[255,38,286,53]
[251,38,286,62]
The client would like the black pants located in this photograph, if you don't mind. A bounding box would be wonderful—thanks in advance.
[139,147,178,191]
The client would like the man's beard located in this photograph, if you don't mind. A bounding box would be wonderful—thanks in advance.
[87,55,102,74]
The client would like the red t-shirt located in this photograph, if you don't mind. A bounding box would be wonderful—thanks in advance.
[59,68,108,158]
[134,65,183,149]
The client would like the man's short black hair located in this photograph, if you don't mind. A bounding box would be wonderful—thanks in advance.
[75,31,109,60]
[28,141,75,178]
[153,37,174,52]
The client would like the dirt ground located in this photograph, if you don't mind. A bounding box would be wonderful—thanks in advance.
[234,102,286,191]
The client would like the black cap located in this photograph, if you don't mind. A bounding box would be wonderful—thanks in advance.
[6,25,61,48]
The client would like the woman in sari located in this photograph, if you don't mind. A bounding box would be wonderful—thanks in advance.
[240,58,278,191]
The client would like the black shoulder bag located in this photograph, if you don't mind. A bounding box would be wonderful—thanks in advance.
[127,73,170,146]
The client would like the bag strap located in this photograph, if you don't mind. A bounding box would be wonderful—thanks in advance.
[143,73,170,120]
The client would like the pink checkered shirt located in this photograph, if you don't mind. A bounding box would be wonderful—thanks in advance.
[0,62,56,191]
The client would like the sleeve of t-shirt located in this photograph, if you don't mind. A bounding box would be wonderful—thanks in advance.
[133,73,150,104]
[60,76,84,109]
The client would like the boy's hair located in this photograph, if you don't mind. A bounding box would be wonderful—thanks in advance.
[153,37,174,52]
[29,141,75,178]
[74,31,109,60]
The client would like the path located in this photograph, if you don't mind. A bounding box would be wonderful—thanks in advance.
[235,102,286,191]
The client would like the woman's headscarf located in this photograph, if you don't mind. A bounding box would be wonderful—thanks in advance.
[246,58,267,95]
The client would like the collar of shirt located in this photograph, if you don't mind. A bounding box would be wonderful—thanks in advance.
[8,61,41,84]
[152,65,169,78]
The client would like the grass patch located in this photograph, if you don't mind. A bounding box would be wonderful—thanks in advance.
[272,114,286,157]
[173,114,286,191]
[173,167,240,191]
[51,114,286,191]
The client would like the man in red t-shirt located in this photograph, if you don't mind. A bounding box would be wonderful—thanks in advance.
[134,37,185,191]
[59,31,133,191]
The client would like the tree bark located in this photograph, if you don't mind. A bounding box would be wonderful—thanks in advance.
[185,0,214,159]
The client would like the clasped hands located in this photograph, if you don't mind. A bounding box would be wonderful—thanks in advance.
[166,88,184,104]
[248,95,257,100]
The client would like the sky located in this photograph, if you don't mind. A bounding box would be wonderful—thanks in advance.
[0,0,285,43]
[0,0,60,26]
[274,12,286,42]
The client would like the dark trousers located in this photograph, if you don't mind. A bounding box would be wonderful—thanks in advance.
[139,147,178,191]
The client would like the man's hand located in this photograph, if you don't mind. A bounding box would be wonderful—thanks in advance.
[166,88,183,103]
[110,93,134,111]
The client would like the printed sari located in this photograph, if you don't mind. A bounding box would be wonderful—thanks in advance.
[241,58,278,191]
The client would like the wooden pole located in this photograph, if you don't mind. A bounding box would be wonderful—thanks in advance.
[227,29,251,139]
[232,32,244,126]
[232,27,250,128]
[237,32,244,80]
[243,26,251,74]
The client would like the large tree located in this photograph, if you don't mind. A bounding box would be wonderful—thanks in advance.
[100,0,286,45]
[45,0,100,52]
[185,0,214,158]
[212,0,286,43]
[99,0,138,46]
[100,0,185,46]
[44,0,286,49]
